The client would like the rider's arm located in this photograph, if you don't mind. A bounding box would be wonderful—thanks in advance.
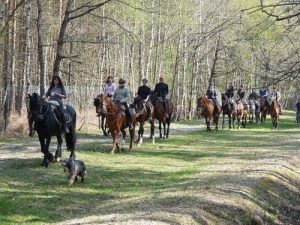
[120,89,129,103]
[166,84,169,95]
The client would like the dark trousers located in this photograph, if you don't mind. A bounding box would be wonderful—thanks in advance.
[57,101,67,126]
[123,103,132,124]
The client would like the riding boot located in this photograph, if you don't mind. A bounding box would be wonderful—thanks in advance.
[60,113,69,134]
[127,115,134,130]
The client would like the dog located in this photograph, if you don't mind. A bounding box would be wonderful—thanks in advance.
[61,158,86,185]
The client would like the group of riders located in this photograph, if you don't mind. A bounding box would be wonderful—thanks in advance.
[43,73,300,134]
[206,81,283,115]
[43,75,170,133]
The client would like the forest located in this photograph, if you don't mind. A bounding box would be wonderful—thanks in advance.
[1,0,299,132]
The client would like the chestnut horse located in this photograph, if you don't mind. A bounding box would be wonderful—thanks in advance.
[94,95,109,136]
[132,96,155,144]
[197,97,221,131]
[94,94,136,153]
[270,99,280,130]
[233,100,247,129]
[150,93,174,139]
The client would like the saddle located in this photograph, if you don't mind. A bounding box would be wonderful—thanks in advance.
[47,100,70,123]
[48,100,67,110]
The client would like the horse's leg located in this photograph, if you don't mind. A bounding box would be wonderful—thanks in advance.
[121,129,126,151]
[111,131,118,154]
[163,121,166,139]
[205,117,210,132]
[101,116,108,136]
[166,118,171,138]
[222,113,225,130]
[38,136,48,167]
[129,125,135,149]
[54,135,63,162]
[159,121,162,139]
[45,137,54,162]
[214,114,219,131]
[138,121,144,145]
[149,117,155,143]
[229,114,232,129]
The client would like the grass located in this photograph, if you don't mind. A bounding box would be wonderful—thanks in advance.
[0,111,299,225]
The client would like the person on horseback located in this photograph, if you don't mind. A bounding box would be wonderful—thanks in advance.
[206,81,219,112]
[113,78,134,129]
[225,82,235,108]
[103,76,116,98]
[259,85,270,111]
[137,78,151,102]
[43,75,69,133]
[248,88,258,101]
[248,88,258,110]
[271,86,282,115]
[237,84,246,103]
[154,75,169,119]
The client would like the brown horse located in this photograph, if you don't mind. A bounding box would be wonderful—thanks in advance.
[94,95,109,136]
[94,94,136,153]
[150,93,174,139]
[197,97,221,131]
[233,100,247,129]
[270,99,280,130]
[132,96,155,144]
[259,96,269,123]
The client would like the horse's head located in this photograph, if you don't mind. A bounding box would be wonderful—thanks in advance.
[149,91,157,104]
[94,94,104,115]
[28,93,46,121]
[221,93,228,102]
[197,96,208,108]
[132,96,146,115]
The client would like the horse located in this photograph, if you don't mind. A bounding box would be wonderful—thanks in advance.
[28,93,76,167]
[259,96,269,123]
[221,94,234,129]
[248,99,260,124]
[94,95,109,136]
[197,97,221,132]
[150,93,174,139]
[233,100,247,129]
[132,96,155,145]
[94,94,136,153]
[270,98,280,130]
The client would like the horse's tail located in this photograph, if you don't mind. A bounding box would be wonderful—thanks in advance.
[65,107,77,151]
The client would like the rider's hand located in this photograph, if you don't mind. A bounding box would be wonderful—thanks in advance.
[51,92,57,96]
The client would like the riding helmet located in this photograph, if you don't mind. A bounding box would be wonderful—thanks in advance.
[119,78,126,84]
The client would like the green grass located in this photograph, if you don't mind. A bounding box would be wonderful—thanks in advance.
[0,111,299,224]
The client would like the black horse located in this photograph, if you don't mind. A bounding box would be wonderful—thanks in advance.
[132,96,155,144]
[221,93,234,129]
[28,93,76,167]
[94,94,109,136]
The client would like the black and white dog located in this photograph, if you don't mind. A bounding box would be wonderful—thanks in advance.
[61,158,86,185]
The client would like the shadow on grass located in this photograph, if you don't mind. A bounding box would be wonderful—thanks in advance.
[1,157,299,225]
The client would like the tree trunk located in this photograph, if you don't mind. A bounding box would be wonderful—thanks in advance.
[37,0,45,95]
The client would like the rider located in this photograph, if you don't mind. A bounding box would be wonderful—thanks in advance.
[225,81,235,108]
[248,88,258,110]
[206,81,219,112]
[248,88,258,101]
[103,76,116,98]
[43,75,69,133]
[259,85,270,111]
[237,84,246,102]
[271,86,282,115]
[154,75,169,119]
[137,78,151,101]
[113,78,134,129]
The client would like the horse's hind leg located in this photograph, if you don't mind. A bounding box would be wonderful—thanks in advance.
[159,121,163,139]
[166,119,171,138]
[54,135,63,162]
[121,129,126,151]
[149,118,155,143]
[222,114,225,130]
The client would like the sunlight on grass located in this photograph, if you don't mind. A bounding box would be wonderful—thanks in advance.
[0,110,299,224]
